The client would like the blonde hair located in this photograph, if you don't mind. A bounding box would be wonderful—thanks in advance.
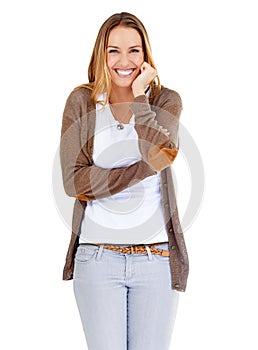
[76,12,161,105]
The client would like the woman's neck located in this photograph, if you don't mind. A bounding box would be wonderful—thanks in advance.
[109,86,134,104]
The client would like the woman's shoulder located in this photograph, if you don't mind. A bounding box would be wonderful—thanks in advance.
[70,84,92,99]
[67,84,93,102]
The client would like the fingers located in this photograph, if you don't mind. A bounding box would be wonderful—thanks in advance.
[141,62,157,78]
[158,126,170,137]
[140,61,148,71]
[132,62,158,97]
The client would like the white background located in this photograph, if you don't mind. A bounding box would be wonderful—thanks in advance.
[1,0,257,349]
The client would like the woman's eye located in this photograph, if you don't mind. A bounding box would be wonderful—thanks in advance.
[108,49,119,54]
[130,49,140,53]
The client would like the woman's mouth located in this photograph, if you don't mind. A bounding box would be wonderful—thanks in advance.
[114,68,136,77]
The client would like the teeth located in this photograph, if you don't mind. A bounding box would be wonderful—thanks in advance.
[116,69,134,76]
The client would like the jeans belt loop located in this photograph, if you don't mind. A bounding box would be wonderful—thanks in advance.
[145,244,153,261]
[96,244,104,261]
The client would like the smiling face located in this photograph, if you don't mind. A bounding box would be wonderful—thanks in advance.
[106,25,144,90]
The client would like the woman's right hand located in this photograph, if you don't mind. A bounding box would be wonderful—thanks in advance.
[132,62,157,97]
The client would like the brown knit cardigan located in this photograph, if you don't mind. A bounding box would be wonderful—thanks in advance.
[60,85,189,292]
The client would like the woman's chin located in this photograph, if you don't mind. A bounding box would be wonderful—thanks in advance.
[112,79,134,89]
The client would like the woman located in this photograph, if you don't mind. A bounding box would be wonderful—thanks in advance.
[60,12,189,350]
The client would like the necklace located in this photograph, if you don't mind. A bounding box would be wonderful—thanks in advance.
[117,122,124,130]
[109,103,132,131]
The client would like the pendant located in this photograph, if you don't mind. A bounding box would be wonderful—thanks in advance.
[117,123,124,130]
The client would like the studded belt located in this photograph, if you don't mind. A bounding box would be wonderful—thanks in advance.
[88,243,170,256]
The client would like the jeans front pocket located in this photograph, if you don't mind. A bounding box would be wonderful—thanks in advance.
[75,245,98,264]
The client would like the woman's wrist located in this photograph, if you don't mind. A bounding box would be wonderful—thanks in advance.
[132,86,145,98]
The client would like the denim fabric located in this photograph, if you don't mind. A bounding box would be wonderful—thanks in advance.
[73,242,179,350]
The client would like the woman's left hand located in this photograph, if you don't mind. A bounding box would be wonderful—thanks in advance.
[132,62,157,97]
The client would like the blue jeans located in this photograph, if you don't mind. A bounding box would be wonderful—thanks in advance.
[73,242,179,350]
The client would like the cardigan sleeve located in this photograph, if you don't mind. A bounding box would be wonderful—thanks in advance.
[60,89,157,202]
[129,88,182,172]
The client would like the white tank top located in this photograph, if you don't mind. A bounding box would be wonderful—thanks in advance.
[79,94,168,244]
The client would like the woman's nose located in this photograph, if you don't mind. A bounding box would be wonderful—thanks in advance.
[119,53,130,66]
